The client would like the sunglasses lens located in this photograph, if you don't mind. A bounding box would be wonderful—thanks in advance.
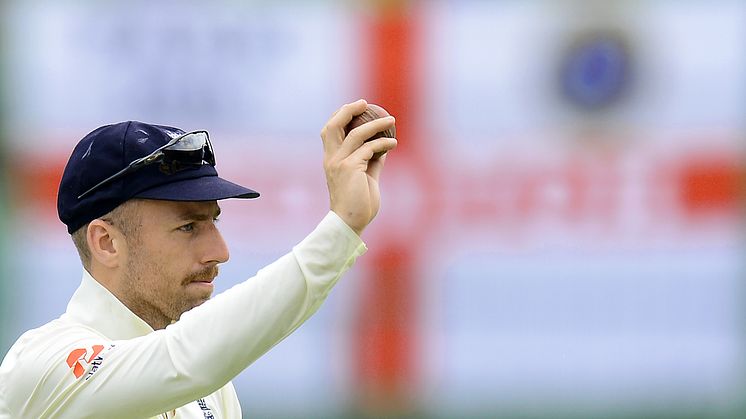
[165,132,209,152]
[161,131,215,169]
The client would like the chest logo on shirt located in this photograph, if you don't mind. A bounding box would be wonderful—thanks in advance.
[65,344,107,379]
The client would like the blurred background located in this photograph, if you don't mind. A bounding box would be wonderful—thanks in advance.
[1,0,745,418]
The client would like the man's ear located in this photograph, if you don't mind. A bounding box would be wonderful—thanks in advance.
[87,219,125,269]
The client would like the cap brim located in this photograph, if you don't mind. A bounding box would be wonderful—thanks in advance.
[134,176,259,201]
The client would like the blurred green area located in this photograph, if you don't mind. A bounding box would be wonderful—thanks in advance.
[0,20,7,352]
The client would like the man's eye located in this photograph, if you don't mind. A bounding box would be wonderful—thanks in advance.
[178,223,195,232]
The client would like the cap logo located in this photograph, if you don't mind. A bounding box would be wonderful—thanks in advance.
[134,129,150,144]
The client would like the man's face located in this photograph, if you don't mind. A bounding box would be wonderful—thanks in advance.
[119,200,229,329]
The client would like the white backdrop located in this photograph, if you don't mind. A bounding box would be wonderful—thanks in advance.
[2,1,745,417]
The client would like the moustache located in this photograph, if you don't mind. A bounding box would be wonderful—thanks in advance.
[183,265,219,285]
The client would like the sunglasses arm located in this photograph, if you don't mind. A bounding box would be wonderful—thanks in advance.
[76,151,164,199]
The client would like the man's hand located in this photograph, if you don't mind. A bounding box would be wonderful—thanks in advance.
[321,99,398,236]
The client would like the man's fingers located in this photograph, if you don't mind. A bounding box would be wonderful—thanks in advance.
[320,99,368,156]
[349,137,398,165]
[339,116,396,157]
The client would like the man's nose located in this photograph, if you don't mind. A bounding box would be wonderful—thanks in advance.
[202,224,230,265]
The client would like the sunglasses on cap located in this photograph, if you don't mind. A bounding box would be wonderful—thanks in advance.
[77,130,215,200]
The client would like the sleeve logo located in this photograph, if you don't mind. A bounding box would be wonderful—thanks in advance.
[65,345,105,379]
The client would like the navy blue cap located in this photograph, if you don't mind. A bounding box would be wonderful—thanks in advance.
[58,121,259,234]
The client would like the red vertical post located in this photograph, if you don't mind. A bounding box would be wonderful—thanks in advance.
[352,1,423,416]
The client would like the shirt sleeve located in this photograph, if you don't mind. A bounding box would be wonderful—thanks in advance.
[0,211,366,419]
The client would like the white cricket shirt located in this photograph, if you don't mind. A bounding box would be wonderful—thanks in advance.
[0,212,366,418]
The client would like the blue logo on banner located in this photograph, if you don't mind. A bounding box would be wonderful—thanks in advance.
[559,32,632,110]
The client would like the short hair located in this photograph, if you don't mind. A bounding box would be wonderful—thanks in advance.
[71,199,142,269]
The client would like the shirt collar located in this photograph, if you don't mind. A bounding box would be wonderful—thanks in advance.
[65,270,154,340]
